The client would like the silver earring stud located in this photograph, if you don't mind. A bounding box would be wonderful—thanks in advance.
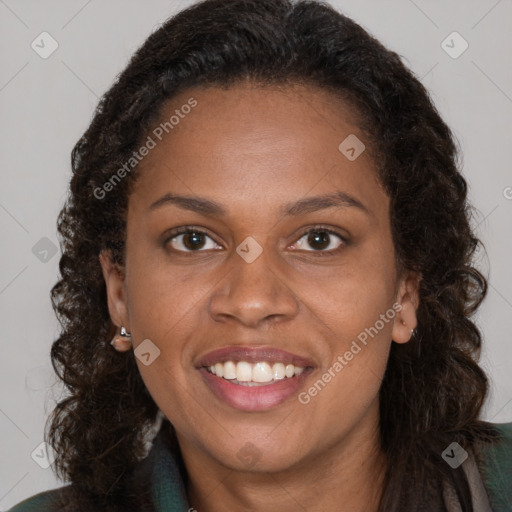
[110,326,132,352]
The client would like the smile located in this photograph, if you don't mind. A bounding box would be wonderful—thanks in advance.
[196,346,315,411]
[207,361,305,385]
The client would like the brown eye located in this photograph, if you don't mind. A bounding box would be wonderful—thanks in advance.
[165,229,221,253]
[306,231,330,250]
[293,228,347,255]
[181,231,206,250]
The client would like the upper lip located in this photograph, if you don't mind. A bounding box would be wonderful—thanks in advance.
[196,346,315,368]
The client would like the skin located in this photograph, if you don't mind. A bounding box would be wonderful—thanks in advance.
[100,81,420,512]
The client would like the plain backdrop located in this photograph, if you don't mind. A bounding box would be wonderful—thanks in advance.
[0,0,511,508]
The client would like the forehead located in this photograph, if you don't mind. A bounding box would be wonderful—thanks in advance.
[129,81,386,218]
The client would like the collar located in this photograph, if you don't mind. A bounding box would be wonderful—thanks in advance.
[148,423,190,512]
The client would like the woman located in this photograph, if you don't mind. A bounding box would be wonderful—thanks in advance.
[9,0,511,511]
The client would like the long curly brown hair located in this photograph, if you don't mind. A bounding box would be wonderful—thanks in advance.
[46,0,500,510]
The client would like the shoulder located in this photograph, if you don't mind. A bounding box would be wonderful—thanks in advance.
[478,421,512,511]
[7,486,70,512]
[6,421,183,512]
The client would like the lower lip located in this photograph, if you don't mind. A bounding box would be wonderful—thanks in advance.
[198,367,312,412]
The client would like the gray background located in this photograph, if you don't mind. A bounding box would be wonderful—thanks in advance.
[1,0,511,508]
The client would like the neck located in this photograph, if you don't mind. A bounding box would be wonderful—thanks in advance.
[179,413,387,512]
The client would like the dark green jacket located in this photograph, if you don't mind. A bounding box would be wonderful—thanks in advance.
[8,422,512,511]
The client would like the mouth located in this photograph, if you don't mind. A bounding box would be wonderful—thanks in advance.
[206,360,305,385]
[196,346,315,411]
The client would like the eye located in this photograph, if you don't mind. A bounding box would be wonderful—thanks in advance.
[164,227,222,253]
[291,226,347,256]
[164,225,348,256]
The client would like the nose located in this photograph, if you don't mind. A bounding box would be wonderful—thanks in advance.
[208,243,299,328]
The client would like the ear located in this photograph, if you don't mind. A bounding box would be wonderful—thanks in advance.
[391,269,421,344]
[99,249,130,331]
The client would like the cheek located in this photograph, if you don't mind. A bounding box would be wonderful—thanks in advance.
[122,254,207,411]
[299,298,393,433]
[300,251,397,343]
[294,252,396,413]
[125,250,209,343]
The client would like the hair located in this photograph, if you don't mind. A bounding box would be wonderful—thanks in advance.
[47,0,501,510]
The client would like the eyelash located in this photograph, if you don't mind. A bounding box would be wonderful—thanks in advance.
[163,225,348,257]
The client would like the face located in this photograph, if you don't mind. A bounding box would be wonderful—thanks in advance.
[101,82,419,474]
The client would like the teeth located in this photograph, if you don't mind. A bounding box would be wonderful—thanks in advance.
[273,363,285,380]
[223,361,237,380]
[253,362,273,383]
[207,360,306,383]
[214,362,224,378]
[236,361,253,382]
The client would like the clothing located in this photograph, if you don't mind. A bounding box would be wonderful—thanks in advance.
[8,422,512,512]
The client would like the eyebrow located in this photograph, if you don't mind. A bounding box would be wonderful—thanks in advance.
[148,191,370,217]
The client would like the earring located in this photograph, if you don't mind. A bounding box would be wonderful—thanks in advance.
[401,320,417,340]
[110,326,132,352]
